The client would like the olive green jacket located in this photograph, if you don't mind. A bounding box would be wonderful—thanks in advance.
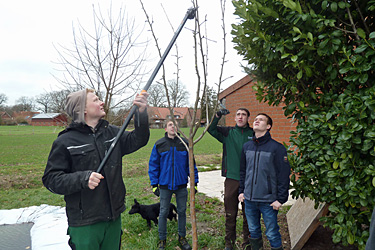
[208,116,253,180]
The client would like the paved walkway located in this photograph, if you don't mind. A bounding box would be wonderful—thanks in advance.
[196,170,296,207]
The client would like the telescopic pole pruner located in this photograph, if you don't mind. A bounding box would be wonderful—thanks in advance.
[96,7,196,173]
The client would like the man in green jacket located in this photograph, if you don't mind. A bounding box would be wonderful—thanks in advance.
[208,108,254,250]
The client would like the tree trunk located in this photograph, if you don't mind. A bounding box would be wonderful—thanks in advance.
[188,137,198,249]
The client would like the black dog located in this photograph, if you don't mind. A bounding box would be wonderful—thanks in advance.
[128,199,177,228]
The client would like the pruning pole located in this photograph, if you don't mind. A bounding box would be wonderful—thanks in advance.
[96,7,196,173]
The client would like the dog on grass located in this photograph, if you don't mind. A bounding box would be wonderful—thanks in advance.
[128,199,177,228]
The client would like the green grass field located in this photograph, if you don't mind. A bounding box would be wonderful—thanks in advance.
[0,125,289,250]
[0,125,229,249]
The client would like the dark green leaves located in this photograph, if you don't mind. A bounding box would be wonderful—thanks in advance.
[232,0,375,247]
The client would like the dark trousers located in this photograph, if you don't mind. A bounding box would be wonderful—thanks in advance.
[159,187,188,240]
[224,178,250,248]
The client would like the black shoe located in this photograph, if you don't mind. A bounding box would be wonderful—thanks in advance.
[158,240,166,250]
[249,238,263,250]
[178,236,192,250]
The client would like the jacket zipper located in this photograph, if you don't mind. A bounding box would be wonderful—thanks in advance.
[172,144,175,190]
[255,151,260,184]
[250,142,259,200]
[93,131,112,219]
[80,133,99,218]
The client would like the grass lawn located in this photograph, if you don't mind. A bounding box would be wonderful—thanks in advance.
[0,125,290,250]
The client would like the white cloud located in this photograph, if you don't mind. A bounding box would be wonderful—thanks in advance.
[0,0,247,106]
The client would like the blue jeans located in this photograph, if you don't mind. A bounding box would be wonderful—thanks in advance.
[244,200,282,248]
[159,187,188,240]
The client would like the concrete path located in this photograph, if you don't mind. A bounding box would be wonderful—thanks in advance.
[196,170,296,207]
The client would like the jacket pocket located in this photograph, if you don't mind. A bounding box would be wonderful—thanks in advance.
[65,192,83,222]
[68,143,95,156]
[67,144,96,170]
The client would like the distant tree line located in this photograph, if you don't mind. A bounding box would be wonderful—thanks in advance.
[0,90,69,114]
[0,78,198,126]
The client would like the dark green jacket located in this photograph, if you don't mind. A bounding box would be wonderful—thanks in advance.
[208,116,253,180]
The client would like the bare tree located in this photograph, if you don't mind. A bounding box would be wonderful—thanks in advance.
[49,90,71,113]
[167,79,189,107]
[35,93,53,113]
[54,3,149,120]
[201,86,218,120]
[141,0,229,248]
[148,79,189,107]
[148,83,167,107]
[0,93,7,105]
[14,96,34,112]
[35,90,71,113]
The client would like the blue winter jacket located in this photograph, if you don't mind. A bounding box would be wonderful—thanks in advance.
[148,133,198,190]
[239,131,290,204]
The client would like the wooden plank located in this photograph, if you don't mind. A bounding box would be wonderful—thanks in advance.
[286,197,329,250]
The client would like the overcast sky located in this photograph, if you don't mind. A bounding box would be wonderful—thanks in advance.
[0,0,248,107]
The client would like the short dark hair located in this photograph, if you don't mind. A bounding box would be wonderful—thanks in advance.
[236,108,250,117]
[164,119,174,128]
[256,113,273,131]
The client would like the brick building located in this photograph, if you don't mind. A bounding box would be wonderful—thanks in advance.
[218,75,296,144]
[148,106,202,129]
[0,111,13,124]
[31,113,68,126]
[13,111,40,125]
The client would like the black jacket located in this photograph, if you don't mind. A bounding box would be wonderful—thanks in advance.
[42,111,149,226]
[239,131,290,204]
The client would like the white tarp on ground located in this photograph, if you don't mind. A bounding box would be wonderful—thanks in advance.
[0,204,70,250]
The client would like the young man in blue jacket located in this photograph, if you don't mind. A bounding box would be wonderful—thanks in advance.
[148,119,199,250]
[238,113,290,250]
[43,89,150,250]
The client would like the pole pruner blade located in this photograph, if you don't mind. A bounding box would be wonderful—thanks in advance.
[187,7,197,19]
